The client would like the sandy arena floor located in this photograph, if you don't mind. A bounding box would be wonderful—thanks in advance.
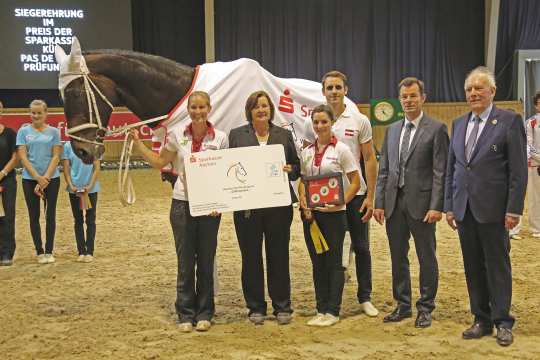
[0,169,539,359]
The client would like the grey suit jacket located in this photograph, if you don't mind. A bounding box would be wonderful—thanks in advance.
[228,122,300,202]
[375,115,449,220]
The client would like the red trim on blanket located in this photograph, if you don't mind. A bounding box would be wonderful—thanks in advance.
[154,65,201,175]
[154,65,201,130]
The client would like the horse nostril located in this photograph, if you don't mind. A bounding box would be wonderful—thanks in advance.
[76,148,89,159]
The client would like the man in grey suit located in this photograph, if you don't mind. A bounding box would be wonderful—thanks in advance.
[374,77,448,328]
[445,67,527,346]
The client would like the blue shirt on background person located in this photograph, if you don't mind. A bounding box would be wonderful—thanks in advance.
[16,125,61,180]
[62,142,100,193]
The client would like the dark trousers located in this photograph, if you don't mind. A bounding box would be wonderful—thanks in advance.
[457,205,514,329]
[0,177,17,260]
[170,199,220,323]
[22,177,60,255]
[385,190,438,313]
[233,205,293,316]
[303,211,346,317]
[346,195,372,302]
[68,192,98,255]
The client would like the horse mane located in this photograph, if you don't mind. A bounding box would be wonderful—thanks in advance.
[83,49,194,88]
[79,49,195,120]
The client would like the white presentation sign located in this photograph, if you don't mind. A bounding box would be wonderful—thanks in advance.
[185,144,292,216]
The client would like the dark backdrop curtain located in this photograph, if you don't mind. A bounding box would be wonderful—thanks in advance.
[495,0,540,100]
[0,89,62,109]
[215,0,484,102]
[132,0,205,67]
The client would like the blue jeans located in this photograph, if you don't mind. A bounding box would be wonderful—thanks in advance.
[170,199,220,323]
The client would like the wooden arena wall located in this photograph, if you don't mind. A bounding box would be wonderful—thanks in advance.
[5,101,523,160]
[359,101,523,152]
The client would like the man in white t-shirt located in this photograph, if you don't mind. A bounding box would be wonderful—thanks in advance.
[525,90,540,237]
[305,71,378,317]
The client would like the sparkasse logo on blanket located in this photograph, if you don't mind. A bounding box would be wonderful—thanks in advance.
[278,88,313,118]
[278,89,294,113]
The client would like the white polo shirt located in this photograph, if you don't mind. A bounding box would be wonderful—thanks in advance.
[300,137,359,211]
[165,122,228,201]
[304,104,371,195]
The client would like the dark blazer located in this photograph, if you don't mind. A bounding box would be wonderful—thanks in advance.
[375,115,449,220]
[444,105,527,223]
[228,123,300,202]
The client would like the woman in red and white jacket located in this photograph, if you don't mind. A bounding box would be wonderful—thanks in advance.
[130,91,227,333]
[298,104,360,327]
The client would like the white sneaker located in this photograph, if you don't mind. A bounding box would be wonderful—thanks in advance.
[307,313,325,326]
[360,301,379,317]
[178,322,193,333]
[77,255,86,262]
[318,313,340,327]
[84,255,93,263]
[533,233,540,238]
[195,320,211,332]
[37,254,47,264]
[45,254,55,263]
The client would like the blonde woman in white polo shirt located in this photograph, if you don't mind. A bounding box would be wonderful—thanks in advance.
[130,91,227,333]
[299,104,360,327]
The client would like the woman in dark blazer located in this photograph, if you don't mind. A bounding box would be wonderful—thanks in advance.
[228,90,300,325]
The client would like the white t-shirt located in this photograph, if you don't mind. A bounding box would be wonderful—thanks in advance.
[165,124,228,201]
[527,114,540,166]
[304,104,371,195]
[300,138,359,211]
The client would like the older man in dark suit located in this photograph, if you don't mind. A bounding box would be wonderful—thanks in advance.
[445,67,527,346]
[374,77,449,328]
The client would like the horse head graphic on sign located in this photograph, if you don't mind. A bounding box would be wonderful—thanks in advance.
[227,162,248,183]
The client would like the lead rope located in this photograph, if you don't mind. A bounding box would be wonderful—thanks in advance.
[115,114,168,206]
[118,134,135,206]
[114,114,168,206]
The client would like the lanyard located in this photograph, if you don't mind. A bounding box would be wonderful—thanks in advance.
[311,140,332,175]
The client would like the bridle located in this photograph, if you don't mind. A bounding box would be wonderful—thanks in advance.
[61,66,168,206]
[62,68,168,145]
[62,69,114,146]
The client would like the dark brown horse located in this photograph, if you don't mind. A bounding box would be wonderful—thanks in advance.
[55,38,195,164]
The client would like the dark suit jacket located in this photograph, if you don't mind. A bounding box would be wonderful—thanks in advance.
[228,123,300,202]
[375,115,449,220]
[444,105,527,223]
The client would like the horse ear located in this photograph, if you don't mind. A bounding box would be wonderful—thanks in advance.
[66,36,89,73]
[70,36,82,58]
[54,45,67,65]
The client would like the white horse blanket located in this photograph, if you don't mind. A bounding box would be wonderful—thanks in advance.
[151,58,360,152]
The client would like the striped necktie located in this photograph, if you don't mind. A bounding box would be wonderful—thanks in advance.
[466,116,481,162]
[398,122,414,188]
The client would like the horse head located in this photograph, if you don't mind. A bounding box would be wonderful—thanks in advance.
[55,38,121,164]
[56,37,195,164]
